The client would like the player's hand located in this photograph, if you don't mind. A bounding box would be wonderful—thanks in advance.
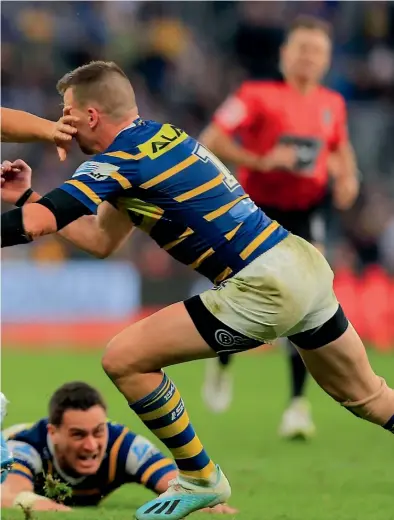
[333,175,360,211]
[1,159,32,205]
[32,499,72,511]
[258,144,298,172]
[199,503,239,514]
[52,108,79,162]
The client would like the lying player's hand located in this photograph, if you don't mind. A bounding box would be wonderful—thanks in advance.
[1,159,32,205]
[199,503,239,514]
[332,175,360,211]
[32,499,72,512]
[52,110,79,162]
[258,144,298,172]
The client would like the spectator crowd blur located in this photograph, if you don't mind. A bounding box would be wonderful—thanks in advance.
[2,1,394,304]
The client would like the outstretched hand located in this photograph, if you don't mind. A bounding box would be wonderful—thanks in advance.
[1,159,32,205]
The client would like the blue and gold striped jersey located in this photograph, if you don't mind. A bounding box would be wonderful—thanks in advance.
[5,419,175,506]
[60,118,288,284]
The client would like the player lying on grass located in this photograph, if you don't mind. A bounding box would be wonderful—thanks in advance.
[1,381,236,514]
[1,61,394,520]
[0,107,78,161]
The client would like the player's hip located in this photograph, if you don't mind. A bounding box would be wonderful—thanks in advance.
[257,201,329,244]
[185,234,340,351]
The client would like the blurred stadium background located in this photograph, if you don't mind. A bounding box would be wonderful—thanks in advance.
[1,3,394,518]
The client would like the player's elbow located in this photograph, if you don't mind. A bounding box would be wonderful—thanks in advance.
[23,204,57,240]
[1,487,17,508]
[153,469,178,495]
[91,241,117,259]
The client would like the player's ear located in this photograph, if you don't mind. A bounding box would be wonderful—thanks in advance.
[47,423,56,437]
[87,107,99,129]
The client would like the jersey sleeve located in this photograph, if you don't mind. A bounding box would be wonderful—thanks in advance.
[212,82,257,136]
[124,434,176,492]
[7,441,43,482]
[330,95,349,151]
[59,156,135,213]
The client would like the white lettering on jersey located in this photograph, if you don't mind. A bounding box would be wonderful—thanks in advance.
[7,441,43,475]
[73,161,120,182]
[125,435,161,476]
[215,96,248,130]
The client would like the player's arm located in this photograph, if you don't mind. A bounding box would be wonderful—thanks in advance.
[200,85,296,171]
[1,159,133,257]
[1,108,77,144]
[122,432,177,494]
[199,86,261,170]
[1,159,130,249]
[1,442,70,511]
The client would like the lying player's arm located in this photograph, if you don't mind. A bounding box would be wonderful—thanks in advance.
[1,108,77,144]
[1,441,71,511]
[1,473,70,511]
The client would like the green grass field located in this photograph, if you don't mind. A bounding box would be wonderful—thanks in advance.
[1,348,393,520]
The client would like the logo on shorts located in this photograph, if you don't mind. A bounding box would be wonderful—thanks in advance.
[214,329,252,349]
[213,281,228,291]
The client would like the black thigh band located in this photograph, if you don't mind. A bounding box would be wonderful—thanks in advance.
[36,188,92,230]
[184,295,263,354]
[288,305,349,350]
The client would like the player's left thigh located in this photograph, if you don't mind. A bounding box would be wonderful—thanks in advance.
[102,302,216,378]
[291,319,394,427]
[293,322,380,402]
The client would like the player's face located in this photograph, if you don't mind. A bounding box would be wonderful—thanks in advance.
[49,405,108,476]
[281,28,331,84]
[63,88,99,155]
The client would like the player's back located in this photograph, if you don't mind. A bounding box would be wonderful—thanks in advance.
[64,118,289,283]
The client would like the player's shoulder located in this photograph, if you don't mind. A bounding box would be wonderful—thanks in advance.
[4,418,48,444]
[106,421,137,449]
[317,86,346,107]
[238,79,284,96]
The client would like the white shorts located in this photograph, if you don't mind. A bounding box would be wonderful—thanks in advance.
[198,234,339,345]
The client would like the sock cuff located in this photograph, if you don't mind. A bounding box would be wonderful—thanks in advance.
[130,372,171,414]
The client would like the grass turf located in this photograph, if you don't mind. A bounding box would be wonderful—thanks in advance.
[1,348,393,520]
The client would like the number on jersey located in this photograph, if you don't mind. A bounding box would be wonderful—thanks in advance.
[194,144,240,192]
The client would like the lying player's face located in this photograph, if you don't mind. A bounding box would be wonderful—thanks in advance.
[63,88,98,155]
[49,405,108,476]
[281,28,331,83]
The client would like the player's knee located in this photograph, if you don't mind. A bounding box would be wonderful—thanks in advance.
[102,337,139,381]
[342,377,394,432]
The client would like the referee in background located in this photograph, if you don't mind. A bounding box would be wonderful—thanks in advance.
[200,15,359,439]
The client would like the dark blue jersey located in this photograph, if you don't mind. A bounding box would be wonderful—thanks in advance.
[5,419,175,506]
[60,118,288,284]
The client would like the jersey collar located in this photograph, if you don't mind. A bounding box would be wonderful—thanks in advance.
[114,116,143,140]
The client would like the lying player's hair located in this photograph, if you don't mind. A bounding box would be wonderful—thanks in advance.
[49,381,107,426]
[56,60,136,119]
[287,15,333,40]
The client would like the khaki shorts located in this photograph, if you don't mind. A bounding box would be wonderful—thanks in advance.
[200,234,338,344]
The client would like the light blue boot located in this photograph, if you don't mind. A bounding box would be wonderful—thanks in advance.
[135,465,231,520]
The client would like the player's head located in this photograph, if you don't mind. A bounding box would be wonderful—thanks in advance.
[57,61,138,155]
[280,15,332,85]
[47,381,108,476]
